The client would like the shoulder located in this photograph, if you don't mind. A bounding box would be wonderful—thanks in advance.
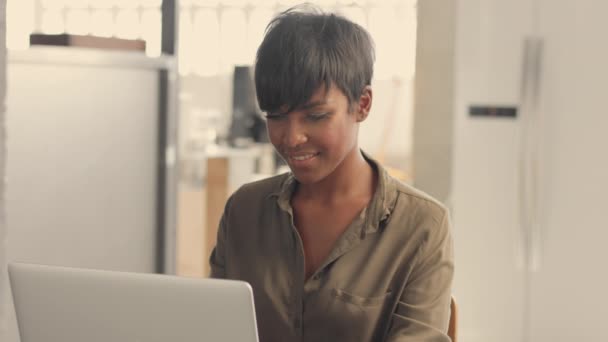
[391,178,447,224]
[381,173,450,246]
[381,176,453,269]
[365,152,447,225]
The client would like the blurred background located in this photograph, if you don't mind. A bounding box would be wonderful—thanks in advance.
[1,0,607,341]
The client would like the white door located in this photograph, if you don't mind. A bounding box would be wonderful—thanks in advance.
[528,1,608,341]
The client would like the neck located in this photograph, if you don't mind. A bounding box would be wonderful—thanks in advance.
[296,148,376,204]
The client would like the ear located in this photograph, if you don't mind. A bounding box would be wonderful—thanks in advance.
[355,86,373,122]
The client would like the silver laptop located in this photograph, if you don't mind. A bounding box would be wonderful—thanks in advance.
[8,263,259,342]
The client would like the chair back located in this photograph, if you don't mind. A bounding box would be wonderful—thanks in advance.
[448,295,457,342]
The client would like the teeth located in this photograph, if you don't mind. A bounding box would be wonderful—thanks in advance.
[291,154,315,161]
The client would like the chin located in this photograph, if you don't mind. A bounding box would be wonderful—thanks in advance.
[290,170,325,185]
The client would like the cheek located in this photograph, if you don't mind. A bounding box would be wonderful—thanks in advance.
[266,123,282,146]
[314,122,352,151]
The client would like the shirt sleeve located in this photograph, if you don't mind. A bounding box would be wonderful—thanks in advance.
[209,196,234,279]
[385,210,454,342]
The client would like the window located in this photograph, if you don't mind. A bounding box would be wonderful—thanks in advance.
[7,0,417,80]
[176,0,418,81]
[6,0,163,57]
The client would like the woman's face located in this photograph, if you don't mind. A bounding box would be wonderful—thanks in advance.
[265,84,371,185]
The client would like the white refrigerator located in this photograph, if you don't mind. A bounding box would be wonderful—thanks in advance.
[451,0,608,341]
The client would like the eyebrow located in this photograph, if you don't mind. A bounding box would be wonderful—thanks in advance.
[270,100,329,116]
[299,100,327,110]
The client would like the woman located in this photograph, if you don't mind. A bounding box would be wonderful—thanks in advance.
[210,6,454,342]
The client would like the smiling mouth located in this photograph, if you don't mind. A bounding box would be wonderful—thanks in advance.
[287,152,320,162]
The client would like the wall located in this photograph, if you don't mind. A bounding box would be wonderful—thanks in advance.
[1,1,8,341]
[412,0,456,203]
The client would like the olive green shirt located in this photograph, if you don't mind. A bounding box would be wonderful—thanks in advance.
[209,157,454,342]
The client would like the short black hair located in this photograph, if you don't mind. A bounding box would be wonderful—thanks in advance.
[254,5,375,114]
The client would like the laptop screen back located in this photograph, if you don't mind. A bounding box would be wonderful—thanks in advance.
[8,263,259,342]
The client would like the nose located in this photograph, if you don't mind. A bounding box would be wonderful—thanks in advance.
[282,117,308,148]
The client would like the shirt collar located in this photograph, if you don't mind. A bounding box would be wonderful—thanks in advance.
[270,150,399,235]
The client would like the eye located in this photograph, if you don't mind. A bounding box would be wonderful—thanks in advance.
[307,112,329,121]
[264,113,286,121]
